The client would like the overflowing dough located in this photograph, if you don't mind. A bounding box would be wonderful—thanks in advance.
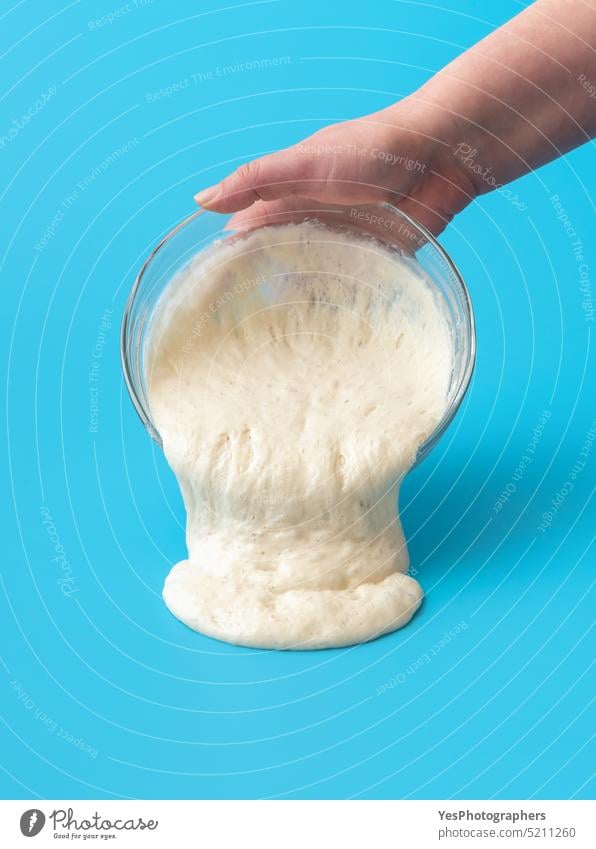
[146,221,453,649]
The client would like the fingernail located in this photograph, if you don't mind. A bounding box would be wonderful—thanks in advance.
[194,185,220,206]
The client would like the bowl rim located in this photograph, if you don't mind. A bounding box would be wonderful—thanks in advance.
[121,203,476,458]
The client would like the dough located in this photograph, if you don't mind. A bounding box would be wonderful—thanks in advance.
[146,221,452,649]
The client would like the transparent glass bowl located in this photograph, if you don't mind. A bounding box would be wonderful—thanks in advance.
[121,201,475,461]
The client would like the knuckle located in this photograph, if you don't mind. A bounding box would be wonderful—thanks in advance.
[234,159,261,187]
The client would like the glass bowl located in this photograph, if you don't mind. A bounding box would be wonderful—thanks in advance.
[121,201,475,461]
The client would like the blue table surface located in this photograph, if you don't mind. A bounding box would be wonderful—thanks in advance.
[1,0,594,800]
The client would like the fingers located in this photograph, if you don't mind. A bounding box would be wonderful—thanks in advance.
[194,142,395,213]
[194,157,269,212]
[226,196,449,241]
[194,149,313,212]
[225,198,318,231]
[393,197,452,236]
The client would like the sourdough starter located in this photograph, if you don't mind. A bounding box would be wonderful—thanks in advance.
[146,221,453,649]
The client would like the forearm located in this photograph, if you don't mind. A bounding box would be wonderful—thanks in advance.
[195,1,595,230]
[394,0,596,192]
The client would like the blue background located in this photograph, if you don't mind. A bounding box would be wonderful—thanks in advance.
[1,0,594,800]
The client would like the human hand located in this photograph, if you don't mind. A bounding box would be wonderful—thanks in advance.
[194,0,596,237]
[193,100,478,235]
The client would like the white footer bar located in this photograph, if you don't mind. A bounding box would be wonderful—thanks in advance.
[1,800,593,847]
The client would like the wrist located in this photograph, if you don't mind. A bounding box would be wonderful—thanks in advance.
[403,80,511,197]
[380,92,487,198]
